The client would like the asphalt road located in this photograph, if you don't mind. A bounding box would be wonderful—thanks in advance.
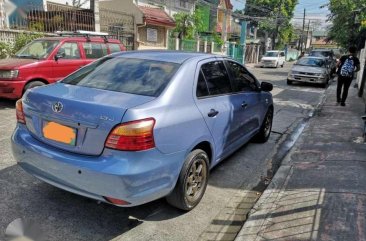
[0,63,329,241]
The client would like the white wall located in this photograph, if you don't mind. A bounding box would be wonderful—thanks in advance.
[46,0,90,8]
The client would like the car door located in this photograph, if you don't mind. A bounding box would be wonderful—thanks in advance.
[51,42,85,81]
[225,60,263,142]
[194,59,235,162]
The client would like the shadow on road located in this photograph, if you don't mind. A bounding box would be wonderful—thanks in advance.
[0,99,16,110]
[0,164,185,241]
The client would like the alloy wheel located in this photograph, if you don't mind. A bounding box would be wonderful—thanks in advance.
[185,158,207,203]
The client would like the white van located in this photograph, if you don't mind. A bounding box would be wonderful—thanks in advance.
[260,50,286,68]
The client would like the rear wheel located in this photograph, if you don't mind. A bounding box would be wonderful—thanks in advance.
[23,81,45,94]
[166,149,209,211]
[253,108,273,143]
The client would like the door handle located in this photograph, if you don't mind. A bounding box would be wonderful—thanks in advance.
[241,102,248,108]
[208,109,219,117]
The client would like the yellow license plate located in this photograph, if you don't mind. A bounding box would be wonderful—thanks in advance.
[42,121,77,145]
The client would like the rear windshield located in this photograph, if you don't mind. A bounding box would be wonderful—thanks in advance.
[61,57,180,97]
[309,51,331,57]
[296,58,325,67]
[264,52,279,57]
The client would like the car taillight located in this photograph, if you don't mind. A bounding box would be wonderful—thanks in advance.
[15,99,26,124]
[105,118,155,151]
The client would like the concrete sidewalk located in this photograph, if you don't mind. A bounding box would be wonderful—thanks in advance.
[235,80,366,241]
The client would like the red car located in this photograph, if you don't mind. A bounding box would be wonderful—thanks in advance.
[0,33,126,99]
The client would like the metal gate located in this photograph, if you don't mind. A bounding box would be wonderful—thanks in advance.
[99,8,135,50]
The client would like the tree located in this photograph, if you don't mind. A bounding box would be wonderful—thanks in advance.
[172,9,205,40]
[244,0,298,49]
[72,0,88,8]
[326,0,366,49]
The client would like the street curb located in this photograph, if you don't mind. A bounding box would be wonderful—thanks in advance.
[234,81,332,241]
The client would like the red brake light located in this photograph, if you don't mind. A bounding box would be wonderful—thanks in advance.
[103,196,130,205]
[15,99,26,124]
[105,118,155,151]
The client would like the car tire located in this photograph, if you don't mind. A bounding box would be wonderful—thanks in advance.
[253,108,273,143]
[166,149,209,211]
[287,79,293,85]
[24,81,45,94]
[281,62,284,68]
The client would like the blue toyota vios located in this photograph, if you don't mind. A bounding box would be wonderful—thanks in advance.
[12,51,273,211]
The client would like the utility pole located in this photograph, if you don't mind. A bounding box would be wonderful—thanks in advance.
[300,8,306,53]
[305,19,310,51]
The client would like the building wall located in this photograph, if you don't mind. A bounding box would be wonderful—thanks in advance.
[138,24,167,49]
[100,0,143,25]
[135,0,194,17]
[0,0,5,29]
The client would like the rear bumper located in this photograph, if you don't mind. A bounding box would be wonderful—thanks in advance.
[12,124,185,206]
[0,80,26,99]
[260,62,277,67]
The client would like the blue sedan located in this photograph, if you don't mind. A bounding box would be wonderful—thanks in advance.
[12,51,273,211]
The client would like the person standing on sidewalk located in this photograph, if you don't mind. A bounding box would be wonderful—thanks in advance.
[336,46,360,106]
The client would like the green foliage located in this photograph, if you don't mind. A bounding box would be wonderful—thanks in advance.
[29,22,45,32]
[172,8,206,40]
[0,42,12,59]
[212,32,224,46]
[13,33,43,54]
[0,32,44,59]
[244,0,298,48]
[327,0,366,49]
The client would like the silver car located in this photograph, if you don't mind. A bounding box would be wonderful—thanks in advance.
[287,57,330,88]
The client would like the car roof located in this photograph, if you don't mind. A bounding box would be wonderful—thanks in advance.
[38,36,121,43]
[301,56,327,60]
[112,50,218,64]
[311,49,333,52]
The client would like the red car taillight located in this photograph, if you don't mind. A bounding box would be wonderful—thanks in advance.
[15,99,26,124]
[105,118,155,151]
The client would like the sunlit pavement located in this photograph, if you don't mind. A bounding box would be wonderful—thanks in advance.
[0,63,330,241]
[235,77,366,241]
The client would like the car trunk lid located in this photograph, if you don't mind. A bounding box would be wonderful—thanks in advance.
[23,83,155,156]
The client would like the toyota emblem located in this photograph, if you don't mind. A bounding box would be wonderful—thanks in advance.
[52,102,63,113]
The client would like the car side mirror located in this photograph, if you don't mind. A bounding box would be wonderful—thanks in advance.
[261,82,273,92]
[54,52,65,61]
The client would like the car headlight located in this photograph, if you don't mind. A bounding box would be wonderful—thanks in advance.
[290,71,299,75]
[0,70,19,79]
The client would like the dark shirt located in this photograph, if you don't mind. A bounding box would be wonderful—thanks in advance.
[337,55,360,78]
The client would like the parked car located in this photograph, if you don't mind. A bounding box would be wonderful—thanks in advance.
[12,51,274,211]
[309,49,337,75]
[0,31,126,100]
[287,56,330,87]
[260,50,286,68]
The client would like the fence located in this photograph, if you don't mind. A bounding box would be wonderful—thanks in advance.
[6,3,94,32]
[99,8,135,50]
[0,29,55,44]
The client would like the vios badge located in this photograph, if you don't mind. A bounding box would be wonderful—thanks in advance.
[52,102,63,113]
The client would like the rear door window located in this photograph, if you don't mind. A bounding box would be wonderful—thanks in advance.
[200,61,232,96]
[57,42,81,59]
[196,70,209,98]
[226,61,259,92]
[62,57,180,97]
[108,44,122,53]
[83,43,108,59]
